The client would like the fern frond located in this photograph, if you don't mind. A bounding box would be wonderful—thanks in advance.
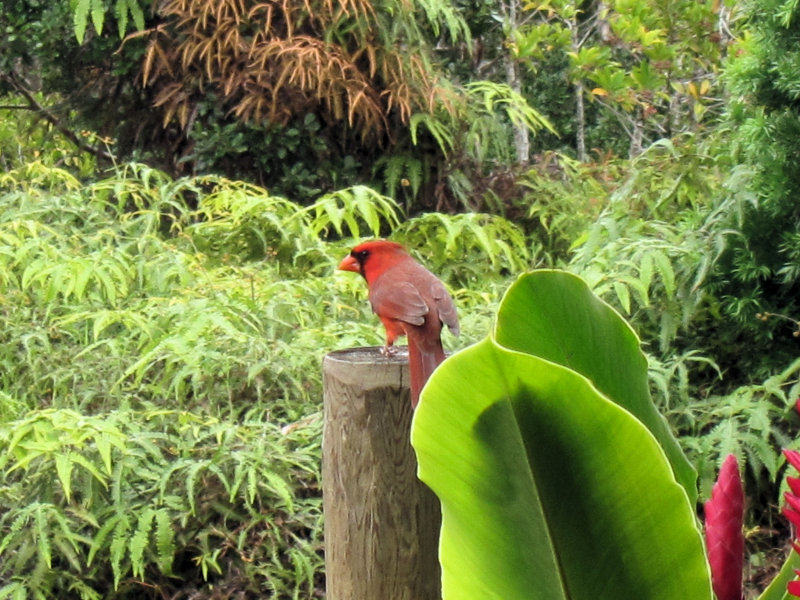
[262,470,295,511]
[154,508,175,575]
[0,510,30,556]
[127,0,145,32]
[73,0,92,43]
[109,514,131,590]
[114,0,129,38]
[376,153,424,199]
[33,503,52,569]
[90,0,105,36]
[87,513,122,566]
[54,453,74,503]
[129,507,155,578]
[409,112,455,155]
[227,455,248,503]
[50,509,85,571]
[0,581,27,600]
[185,460,210,516]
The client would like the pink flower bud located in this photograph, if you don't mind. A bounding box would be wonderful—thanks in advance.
[704,454,744,600]
[784,449,800,597]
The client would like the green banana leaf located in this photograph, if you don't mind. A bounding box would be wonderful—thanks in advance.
[411,271,712,599]
[494,270,697,503]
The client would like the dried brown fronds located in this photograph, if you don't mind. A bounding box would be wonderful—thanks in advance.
[136,0,434,141]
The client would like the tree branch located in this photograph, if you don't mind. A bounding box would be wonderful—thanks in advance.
[1,72,115,162]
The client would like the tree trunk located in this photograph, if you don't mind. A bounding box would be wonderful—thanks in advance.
[502,0,530,164]
[629,109,644,157]
[507,59,530,164]
[572,15,587,162]
[574,80,587,162]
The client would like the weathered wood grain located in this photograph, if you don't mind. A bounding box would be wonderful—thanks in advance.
[322,347,441,600]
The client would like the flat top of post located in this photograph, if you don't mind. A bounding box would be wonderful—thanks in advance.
[325,346,409,365]
[323,347,410,389]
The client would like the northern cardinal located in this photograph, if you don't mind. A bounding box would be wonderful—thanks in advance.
[338,240,459,408]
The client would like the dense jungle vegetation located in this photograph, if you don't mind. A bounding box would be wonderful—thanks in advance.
[0,0,799,597]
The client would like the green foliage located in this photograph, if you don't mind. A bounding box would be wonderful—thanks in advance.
[2,0,744,210]
[373,152,428,204]
[0,3,71,79]
[1,0,153,153]
[398,79,556,209]
[483,0,737,159]
[464,81,557,156]
[0,164,416,419]
[506,132,800,553]
[185,109,366,200]
[304,186,403,240]
[568,136,734,352]
[1,0,799,582]
[0,93,99,175]
[671,357,800,500]
[72,0,106,44]
[494,270,697,500]
[758,547,800,600]
[0,159,528,596]
[515,151,621,263]
[718,0,800,378]
[68,0,147,43]
[397,212,532,286]
[0,407,322,598]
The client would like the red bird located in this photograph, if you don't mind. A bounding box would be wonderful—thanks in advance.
[338,240,459,408]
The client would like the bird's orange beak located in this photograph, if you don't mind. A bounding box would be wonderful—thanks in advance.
[338,254,360,273]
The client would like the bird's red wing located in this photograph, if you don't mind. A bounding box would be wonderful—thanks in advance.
[369,278,429,327]
[429,279,460,336]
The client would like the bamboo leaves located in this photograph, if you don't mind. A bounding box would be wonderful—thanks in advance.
[139,0,468,140]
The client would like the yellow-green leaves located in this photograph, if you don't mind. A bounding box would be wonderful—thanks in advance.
[2,409,127,502]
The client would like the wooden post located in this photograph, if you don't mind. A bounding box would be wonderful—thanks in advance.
[322,347,441,600]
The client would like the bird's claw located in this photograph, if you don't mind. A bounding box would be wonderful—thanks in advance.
[381,345,397,357]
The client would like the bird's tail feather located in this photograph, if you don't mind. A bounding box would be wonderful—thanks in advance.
[407,330,445,408]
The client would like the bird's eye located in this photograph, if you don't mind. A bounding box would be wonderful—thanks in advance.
[357,250,369,259]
